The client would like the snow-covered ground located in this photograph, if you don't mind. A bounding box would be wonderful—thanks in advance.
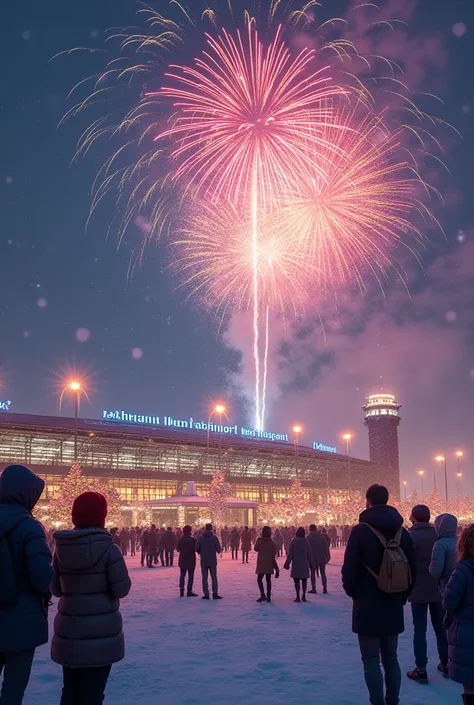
[27,548,459,705]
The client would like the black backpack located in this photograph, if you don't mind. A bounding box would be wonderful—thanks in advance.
[0,516,29,604]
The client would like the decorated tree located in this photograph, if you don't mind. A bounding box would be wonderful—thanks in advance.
[208,470,232,527]
[48,462,123,528]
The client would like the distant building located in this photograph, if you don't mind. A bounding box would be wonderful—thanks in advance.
[0,411,382,525]
[363,394,401,500]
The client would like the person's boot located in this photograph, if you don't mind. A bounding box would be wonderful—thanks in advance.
[187,591,198,597]
[294,591,301,603]
[302,592,307,602]
[323,587,328,594]
[257,593,266,602]
[308,588,317,594]
[437,663,449,678]
[407,667,428,684]
[266,594,271,603]
[213,594,223,600]
[180,588,185,597]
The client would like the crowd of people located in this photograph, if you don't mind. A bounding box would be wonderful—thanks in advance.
[1,462,474,704]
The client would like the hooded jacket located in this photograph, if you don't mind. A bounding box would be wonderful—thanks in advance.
[0,464,52,652]
[342,504,416,636]
[307,530,331,566]
[51,528,131,668]
[443,558,474,684]
[429,513,458,596]
[196,531,221,567]
[408,522,441,604]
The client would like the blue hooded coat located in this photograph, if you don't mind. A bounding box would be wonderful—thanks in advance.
[0,464,53,652]
[443,558,474,684]
[429,513,458,596]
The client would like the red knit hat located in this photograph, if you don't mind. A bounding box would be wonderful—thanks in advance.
[72,492,108,529]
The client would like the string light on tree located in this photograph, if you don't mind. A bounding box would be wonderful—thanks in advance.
[208,470,232,528]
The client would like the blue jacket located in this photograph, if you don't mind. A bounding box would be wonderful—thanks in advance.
[429,513,458,596]
[0,464,53,651]
[196,531,221,567]
[342,504,416,636]
[443,558,474,684]
[284,536,314,579]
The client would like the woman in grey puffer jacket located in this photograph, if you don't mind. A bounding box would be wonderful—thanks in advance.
[52,492,131,705]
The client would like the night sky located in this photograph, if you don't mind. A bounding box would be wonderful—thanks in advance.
[1,0,474,495]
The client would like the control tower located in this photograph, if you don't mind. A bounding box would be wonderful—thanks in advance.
[363,393,401,500]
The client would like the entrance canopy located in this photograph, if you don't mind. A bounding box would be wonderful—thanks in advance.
[145,481,259,511]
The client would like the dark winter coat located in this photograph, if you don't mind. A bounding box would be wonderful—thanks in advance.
[443,558,474,684]
[273,531,284,548]
[147,529,159,553]
[240,529,252,551]
[254,537,278,575]
[161,529,177,552]
[52,528,131,668]
[177,534,197,570]
[284,536,314,579]
[196,530,221,567]
[342,504,416,636]
[230,530,240,548]
[408,522,441,604]
[429,513,458,597]
[0,465,53,652]
[307,530,331,566]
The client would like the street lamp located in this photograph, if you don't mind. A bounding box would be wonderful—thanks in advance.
[342,433,352,490]
[62,380,82,463]
[403,480,408,501]
[208,404,228,474]
[292,425,303,480]
[418,470,424,498]
[457,472,463,495]
[435,454,448,502]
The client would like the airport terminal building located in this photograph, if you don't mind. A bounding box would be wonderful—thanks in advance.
[0,404,398,524]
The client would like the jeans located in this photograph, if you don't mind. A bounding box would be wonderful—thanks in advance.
[141,547,146,565]
[294,578,307,596]
[60,665,112,705]
[242,550,249,563]
[231,548,238,560]
[310,565,327,591]
[0,649,35,705]
[201,564,218,597]
[165,550,174,567]
[257,574,272,597]
[146,551,155,567]
[411,602,448,669]
[180,568,195,594]
[358,635,401,705]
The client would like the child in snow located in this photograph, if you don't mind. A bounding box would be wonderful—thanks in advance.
[284,527,314,602]
[51,492,131,705]
[254,526,279,602]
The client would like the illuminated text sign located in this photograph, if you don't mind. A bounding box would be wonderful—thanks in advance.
[0,400,11,411]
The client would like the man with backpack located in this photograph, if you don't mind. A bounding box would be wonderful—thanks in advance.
[342,484,416,705]
[0,464,53,704]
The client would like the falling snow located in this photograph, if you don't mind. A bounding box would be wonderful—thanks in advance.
[452,23,467,37]
[36,298,48,308]
[131,347,143,360]
[445,311,457,323]
[75,328,91,342]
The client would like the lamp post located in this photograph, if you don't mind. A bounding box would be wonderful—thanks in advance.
[292,425,302,480]
[403,480,408,501]
[418,470,424,498]
[457,472,462,495]
[435,455,448,502]
[62,381,82,463]
[342,433,352,490]
[208,404,228,474]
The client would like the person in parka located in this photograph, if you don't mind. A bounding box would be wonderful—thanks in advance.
[240,526,252,564]
[429,513,458,597]
[51,491,131,705]
[254,526,279,602]
[0,464,53,705]
[284,527,314,602]
[307,524,331,594]
[443,524,474,703]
